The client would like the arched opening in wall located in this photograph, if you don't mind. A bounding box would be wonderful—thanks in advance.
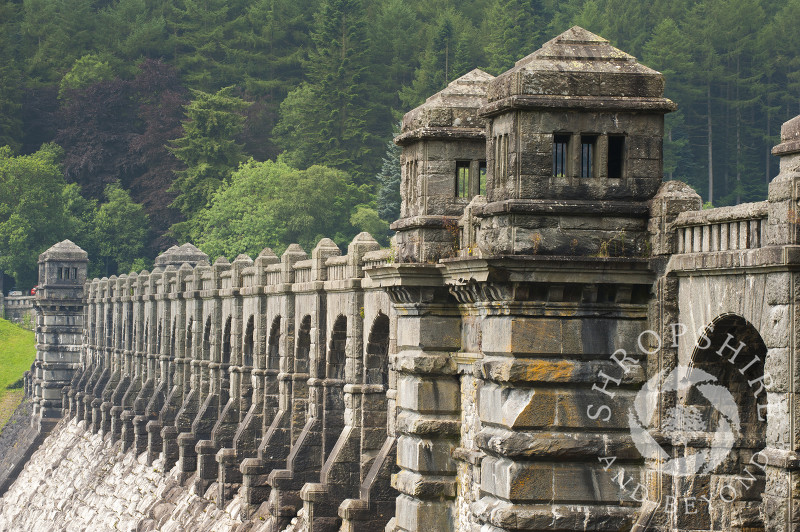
[203,316,212,361]
[296,316,311,374]
[244,315,254,368]
[156,319,163,355]
[126,305,133,351]
[105,309,112,348]
[365,313,390,386]
[170,318,177,357]
[186,317,194,356]
[322,315,347,461]
[222,316,232,365]
[674,314,768,532]
[327,315,347,380]
[268,316,281,371]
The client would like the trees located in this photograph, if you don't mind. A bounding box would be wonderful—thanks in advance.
[94,183,150,275]
[194,159,374,258]
[273,0,391,184]
[0,144,72,288]
[376,140,401,223]
[168,86,250,230]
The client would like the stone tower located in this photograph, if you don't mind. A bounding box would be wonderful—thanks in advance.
[32,240,88,432]
[392,68,494,262]
[478,26,675,256]
[377,26,676,531]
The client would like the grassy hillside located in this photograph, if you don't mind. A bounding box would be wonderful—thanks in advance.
[0,318,36,429]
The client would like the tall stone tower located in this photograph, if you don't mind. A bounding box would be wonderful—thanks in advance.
[377,27,676,531]
[32,240,88,432]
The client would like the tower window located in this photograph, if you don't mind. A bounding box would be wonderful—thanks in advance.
[553,134,569,177]
[456,161,470,198]
[581,135,597,178]
[608,136,625,179]
[478,160,487,195]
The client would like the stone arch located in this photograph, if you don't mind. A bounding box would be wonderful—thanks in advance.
[222,316,232,365]
[170,317,177,356]
[185,317,194,357]
[126,304,133,351]
[673,313,768,532]
[268,316,281,371]
[203,316,212,361]
[327,315,347,380]
[156,319,163,355]
[296,315,311,374]
[105,308,113,348]
[365,313,390,386]
[243,315,255,368]
[323,315,347,461]
[142,319,149,355]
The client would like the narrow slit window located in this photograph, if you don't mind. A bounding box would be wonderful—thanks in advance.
[553,134,569,177]
[581,135,597,178]
[456,161,470,198]
[478,160,487,195]
[608,136,625,179]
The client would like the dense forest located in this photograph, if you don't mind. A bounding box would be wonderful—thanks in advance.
[1,0,799,288]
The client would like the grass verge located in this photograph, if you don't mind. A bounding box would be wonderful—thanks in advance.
[0,318,35,429]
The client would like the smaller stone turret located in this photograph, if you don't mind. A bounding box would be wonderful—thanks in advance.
[392,68,495,262]
[32,240,88,432]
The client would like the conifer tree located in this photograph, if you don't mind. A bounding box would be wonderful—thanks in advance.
[482,0,539,75]
[168,87,250,229]
[376,140,401,223]
[273,0,390,184]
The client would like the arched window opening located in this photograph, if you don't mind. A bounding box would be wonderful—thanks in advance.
[244,315,255,368]
[185,317,194,357]
[296,316,311,374]
[203,316,212,361]
[328,316,347,380]
[170,318,177,356]
[366,313,390,386]
[679,314,768,531]
[105,309,113,347]
[268,316,281,371]
[222,316,232,365]
[126,306,133,351]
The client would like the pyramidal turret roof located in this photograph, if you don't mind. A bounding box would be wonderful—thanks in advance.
[396,69,494,145]
[39,239,89,262]
[515,26,638,66]
[483,26,675,114]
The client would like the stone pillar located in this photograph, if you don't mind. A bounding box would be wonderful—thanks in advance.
[374,265,462,532]
[760,114,800,530]
[32,240,88,433]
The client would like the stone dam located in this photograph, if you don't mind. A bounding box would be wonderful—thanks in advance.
[4,27,800,531]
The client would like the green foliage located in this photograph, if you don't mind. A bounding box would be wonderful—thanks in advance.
[376,139,401,223]
[169,87,250,222]
[0,319,36,426]
[350,205,389,246]
[59,54,115,98]
[195,159,372,258]
[399,9,481,109]
[274,0,391,184]
[482,0,539,75]
[0,144,73,288]
[94,182,149,275]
